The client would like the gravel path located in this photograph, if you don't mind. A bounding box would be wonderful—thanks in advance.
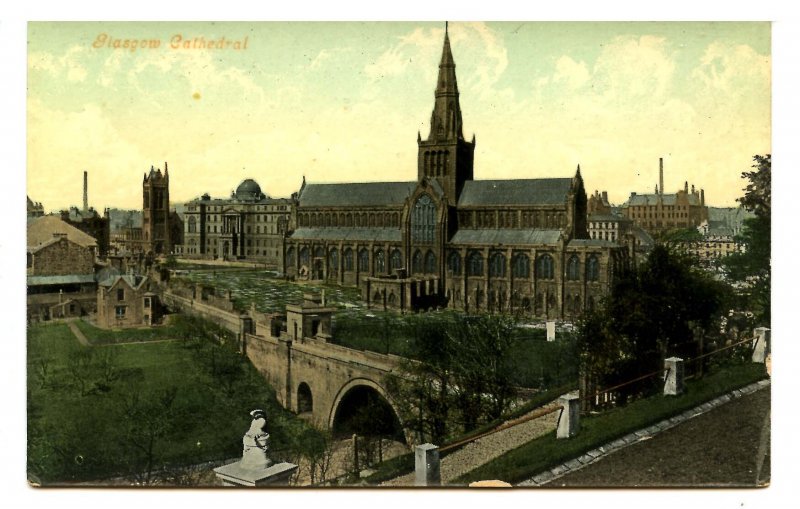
[382,404,559,486]
[66,319,90,346]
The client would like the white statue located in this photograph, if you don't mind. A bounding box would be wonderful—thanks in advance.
[241,409,272,469]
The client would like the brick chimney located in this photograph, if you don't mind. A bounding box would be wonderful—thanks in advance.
[83,171,88,213]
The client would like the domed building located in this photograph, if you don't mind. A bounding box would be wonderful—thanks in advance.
[233,179,268,201]
[177,178,294,265]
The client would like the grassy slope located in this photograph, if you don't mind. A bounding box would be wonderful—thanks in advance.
[453,362,768,485]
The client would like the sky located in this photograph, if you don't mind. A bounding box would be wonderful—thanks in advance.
[26,21,770,212]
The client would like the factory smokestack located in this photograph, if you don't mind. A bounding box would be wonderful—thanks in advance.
[659,158,664,196]
[83,171,88,213]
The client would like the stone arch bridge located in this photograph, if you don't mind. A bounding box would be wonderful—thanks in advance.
[243,331,408,440]
[162,289,410,442]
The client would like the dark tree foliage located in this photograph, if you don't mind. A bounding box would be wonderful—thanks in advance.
[724,154,771,325]
[385,313,521,444]
[578,245,731,405]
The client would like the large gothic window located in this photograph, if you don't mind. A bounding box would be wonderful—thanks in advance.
[314,246,325,258]
[344,248,354,271]
[374,250,386,274]
[467,251,484,277]
[425,250,437,273]
[412,249,423,274]
[567,255,581,281]
[489,252,506,278]
[411,194,436,244]
[390,249,403,270]
[299,247,309,266]
[448,251,462,276]
[586,255,600,282]
[536,254,555,280]
[329,248,339,276]
[512,254,530,278]
[358,248,369,272]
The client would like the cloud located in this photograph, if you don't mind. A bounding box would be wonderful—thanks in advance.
[29,45,89,82]
[553,56,589,90]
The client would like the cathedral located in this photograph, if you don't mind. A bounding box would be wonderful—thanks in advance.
[284,27,628,319]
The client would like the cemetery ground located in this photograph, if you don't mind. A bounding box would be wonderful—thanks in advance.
[173,266,578,389]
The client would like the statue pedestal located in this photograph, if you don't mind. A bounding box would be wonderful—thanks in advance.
[214,461,298,487]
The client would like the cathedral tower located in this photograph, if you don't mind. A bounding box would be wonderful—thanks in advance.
[417,23,475,203]
[142,162,171,255]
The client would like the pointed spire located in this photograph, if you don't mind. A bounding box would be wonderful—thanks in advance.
[425,22,463,141]
[164,161,168,175]
[576,164,582,177]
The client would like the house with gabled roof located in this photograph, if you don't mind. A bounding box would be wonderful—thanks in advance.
[96,273,162,329]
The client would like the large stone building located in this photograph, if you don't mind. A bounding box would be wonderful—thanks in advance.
[27,216,99,321]
[179,179,292,266]
[284,28,628,319]
[621,158,709,234]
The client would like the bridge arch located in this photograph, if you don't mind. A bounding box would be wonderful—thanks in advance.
[328,377,407,443]
[297,382,313,414]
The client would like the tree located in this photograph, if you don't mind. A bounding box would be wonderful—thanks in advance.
[724,154,771,325]
[578,244,731,406]
[386,313,522,442]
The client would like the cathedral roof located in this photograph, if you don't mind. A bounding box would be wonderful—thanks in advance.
[298,182,417,208]
[450,228,563,246]
[290,227,402,243]
[457,179,573,207]
[568,239,621,248]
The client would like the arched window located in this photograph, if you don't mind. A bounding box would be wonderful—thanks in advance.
[299,247,310,266]
[374,250,385,273]
[448,251,462,276]
[286,246,295,267]
[329,248,339,276]
[489,252,506,278]
[512,253,530,278]
[412,249,423,274]
[358,248,369,272]
[586,255,600,282]
[343,248,354,271]
[188,216,197,233]
[411,194,436,243]
[536,254,554,280]
[467,251,484,277]
[567,255,581,280]
[388,292,397,306]
[390,249,403,270]
[314,246,325,258]
[425,250,437,273]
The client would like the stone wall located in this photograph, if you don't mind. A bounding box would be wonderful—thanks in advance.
[30,238,94,276]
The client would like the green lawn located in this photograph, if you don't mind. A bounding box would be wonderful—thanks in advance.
[27,319,322,485]
[452,362,769,485]
[74,318,181,344]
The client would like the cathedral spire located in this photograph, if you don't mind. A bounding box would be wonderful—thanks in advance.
[426,23,463,141]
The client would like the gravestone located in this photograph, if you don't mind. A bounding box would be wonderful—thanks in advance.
[546,320,556,342]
